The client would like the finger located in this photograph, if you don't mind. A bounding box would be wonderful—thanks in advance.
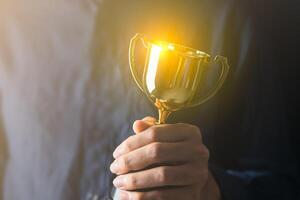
[142,116,157,123]
[113,123,202,158]
[133,118,156,134]
[118,185,200,200]
[111,142,208,174]
[113,164,204,190]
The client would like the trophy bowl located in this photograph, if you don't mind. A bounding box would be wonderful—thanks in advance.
[129,33,229,124]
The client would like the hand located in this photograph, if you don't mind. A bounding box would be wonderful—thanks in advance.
[110,117,221,200]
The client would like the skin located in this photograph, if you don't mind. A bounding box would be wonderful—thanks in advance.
[110,116,221,200]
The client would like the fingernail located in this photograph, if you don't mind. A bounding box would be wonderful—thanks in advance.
[119,190,129,199]
[113,176,125,188]
[110,160,119,174]
[113,146,122,158]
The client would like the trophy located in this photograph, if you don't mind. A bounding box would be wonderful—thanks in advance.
[129,33,229,124]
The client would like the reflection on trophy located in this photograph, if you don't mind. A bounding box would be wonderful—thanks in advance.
[129,33,230,124]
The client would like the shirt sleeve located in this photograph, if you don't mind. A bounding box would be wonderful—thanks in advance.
[209,164,300,200]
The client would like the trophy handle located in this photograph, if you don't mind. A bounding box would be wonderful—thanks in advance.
[190,55,230,107]
[129,33,148,92]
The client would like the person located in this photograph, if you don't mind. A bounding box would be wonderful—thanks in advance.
[0,0,299,199]
[110,1,300,199]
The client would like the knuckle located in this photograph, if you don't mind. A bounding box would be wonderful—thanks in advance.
[194,145,210,160]
[201,145,210,159]
[175,123,188,131]
[158,166,171,184]
[123,138,133,152]
[194,145,202,154]
[188,124,202,138]
[189,124,200,134]
[127,175,138,188]
[119,156,130,170]
[178,123,202,141]
[205,148,210,159]
[147,142,162,160]
[147,127,159,142]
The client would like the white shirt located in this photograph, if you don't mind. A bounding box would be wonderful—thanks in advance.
[0,0,152,199]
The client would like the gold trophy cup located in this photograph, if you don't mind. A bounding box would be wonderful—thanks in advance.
[129,33,230,124]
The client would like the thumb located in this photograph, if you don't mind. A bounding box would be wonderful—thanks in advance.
[133,116,157,134]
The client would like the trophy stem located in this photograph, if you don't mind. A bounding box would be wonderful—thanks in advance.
[157,109,171,124]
